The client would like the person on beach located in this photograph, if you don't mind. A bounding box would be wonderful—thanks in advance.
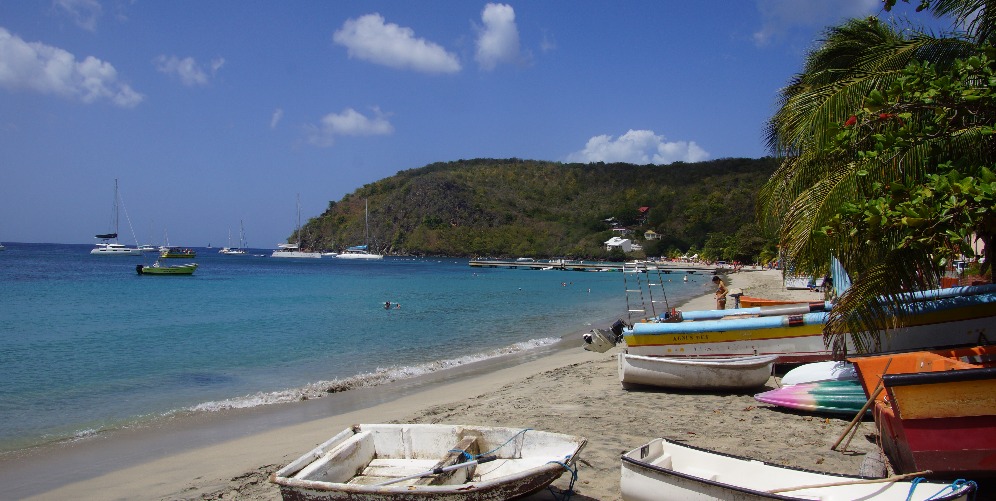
[712,275,727,309]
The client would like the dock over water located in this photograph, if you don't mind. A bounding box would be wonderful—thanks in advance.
[468,259,721,274]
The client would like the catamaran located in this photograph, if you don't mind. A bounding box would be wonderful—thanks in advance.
[91,179,141,256]
[336,199,383,260]
[272,195,321,259]
[219,220,248,255]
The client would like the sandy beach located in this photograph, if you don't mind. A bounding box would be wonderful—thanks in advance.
[14,270,881,500]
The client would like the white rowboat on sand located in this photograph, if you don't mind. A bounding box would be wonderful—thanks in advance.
[618,353,776,391]
[271,423,586,501]
[621,437,977,500]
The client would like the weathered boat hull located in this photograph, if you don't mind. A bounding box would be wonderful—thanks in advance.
[620,438,976,500]
[271,424,586,501]
[754,380,868,416]
[624,284,996,363]
[850,346,996,478]
[618,353,775,391]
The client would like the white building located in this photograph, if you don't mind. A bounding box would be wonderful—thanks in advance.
[605,237,632,252]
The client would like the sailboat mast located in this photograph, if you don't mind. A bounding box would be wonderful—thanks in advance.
[113,178,119,239]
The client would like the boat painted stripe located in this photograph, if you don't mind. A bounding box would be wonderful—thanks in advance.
[625,324,824,348]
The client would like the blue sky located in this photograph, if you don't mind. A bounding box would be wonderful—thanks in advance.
[0,1,946,247]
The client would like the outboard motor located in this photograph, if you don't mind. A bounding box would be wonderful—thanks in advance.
[610,319,628,342]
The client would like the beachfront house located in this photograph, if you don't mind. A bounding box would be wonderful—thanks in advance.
[605,237,632,252]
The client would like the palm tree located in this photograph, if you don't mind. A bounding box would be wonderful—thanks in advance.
[760,1,994,356]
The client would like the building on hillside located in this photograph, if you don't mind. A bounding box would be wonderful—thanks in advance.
[644,230,662,240]
[612,227,633,236]
[637,206,650,224]
[605,237,632,252]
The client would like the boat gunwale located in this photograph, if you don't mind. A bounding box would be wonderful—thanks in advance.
[883,366,996,387]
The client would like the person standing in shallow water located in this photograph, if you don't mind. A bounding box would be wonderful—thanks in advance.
[712,275,727,310]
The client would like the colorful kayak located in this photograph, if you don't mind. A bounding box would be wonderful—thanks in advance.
[754,380,869,416]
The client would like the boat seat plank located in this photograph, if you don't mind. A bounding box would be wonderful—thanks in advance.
[683,466,719,482]
[413,435,481,486]
[349,459,440,485]
[296,431,375,483]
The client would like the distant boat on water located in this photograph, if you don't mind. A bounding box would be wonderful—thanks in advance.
[160,247,196,259]
[336,199,383,260]
[272,195,321,259]
[136,261,198,275]
[219,220,248,255]
[91,179,141,256]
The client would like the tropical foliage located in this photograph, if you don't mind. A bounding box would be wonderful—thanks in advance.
[761,0,995,356]
[292,157,778,261]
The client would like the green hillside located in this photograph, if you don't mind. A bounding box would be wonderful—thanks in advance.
[295,157,779,261]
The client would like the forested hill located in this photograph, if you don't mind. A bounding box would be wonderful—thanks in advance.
[297,157,779,259]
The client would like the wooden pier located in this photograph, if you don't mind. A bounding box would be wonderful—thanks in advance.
[468,259,720,274]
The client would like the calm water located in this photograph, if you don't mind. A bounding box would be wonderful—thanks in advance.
[0,243,706,454]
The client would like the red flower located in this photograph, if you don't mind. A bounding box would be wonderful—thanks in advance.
[844,115,857,127]
[879,113,894,120]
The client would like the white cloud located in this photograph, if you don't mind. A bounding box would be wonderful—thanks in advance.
[475,3,521,71]
[270,108,284,129]
[55,0,102,32]
[333,14,461,74]
[753,0,879,46]
[0,27,143,107]
[305,107,394,147]
[567,130,709,165]
[154,55,224,87]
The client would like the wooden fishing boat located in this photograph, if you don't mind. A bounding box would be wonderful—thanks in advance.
[135,262,197,275]
[849,345,996,478]
[620,437,977,500]
[622,284,996,363]
[619,353,776,391]
[271,423,586,500]
[754,380,868,416]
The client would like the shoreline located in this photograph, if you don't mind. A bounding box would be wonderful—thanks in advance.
[8,270,869,501]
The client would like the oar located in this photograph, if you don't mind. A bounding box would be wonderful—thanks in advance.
[832,357,893,452]
[374,455,498,486]
[767,470,932,494]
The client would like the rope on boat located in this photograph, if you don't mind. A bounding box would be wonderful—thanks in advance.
[911,477,978,501]
[449,428,534,460]
[445,428,581,500]
[546,458,579,501]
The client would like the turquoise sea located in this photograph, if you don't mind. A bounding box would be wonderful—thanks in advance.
[0,243,708,456]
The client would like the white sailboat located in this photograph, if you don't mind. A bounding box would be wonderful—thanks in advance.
[91,179,142,256]
[336,199,383,260]
[219,220,248,255]
[272,196,321,259]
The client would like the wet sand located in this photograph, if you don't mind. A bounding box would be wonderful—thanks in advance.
[11,270,889,500]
